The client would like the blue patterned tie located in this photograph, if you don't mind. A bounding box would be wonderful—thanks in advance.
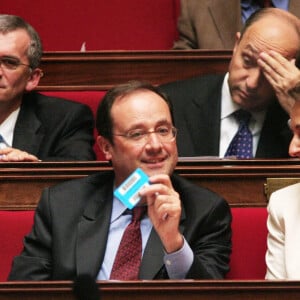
[225,110,253,159]
[0,134,8,149]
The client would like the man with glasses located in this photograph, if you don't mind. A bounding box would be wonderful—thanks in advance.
[0,14,95,161]
[9,81,232,280]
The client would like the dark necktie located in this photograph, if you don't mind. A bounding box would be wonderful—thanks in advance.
[225,110,253,159]
[0,135,8,149]
[110,206,146,280]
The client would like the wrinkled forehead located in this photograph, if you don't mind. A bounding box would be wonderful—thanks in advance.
[241,16,300,59]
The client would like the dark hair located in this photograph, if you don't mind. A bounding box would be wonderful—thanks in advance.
[96,80,174,144]
[0,14,42,69]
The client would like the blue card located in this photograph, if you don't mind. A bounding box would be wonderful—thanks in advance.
[114,168,149,209]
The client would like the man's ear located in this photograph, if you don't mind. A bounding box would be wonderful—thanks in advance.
[233,32,241,54]
[97,135,112,161]
[25,68,43,92]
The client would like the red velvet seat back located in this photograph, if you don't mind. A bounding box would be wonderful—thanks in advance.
[2,0,180,51]
[0,211,34,281]
[227,207,268,279]
[0,207,268,281]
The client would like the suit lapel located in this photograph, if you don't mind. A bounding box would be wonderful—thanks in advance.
[13,93,44,154]
[139,229,164,279]
[190,76,223,156]
[208,0,242,48]
[76,178,113,277]
[256,101,290,158]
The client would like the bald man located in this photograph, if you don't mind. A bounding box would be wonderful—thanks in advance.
[160,8,300,158]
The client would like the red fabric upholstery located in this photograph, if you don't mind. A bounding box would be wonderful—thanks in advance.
[0,211,34,281]
[0,207,268,281]
[2,0,180,51]
[227,207,268,279]
[41,91,107,161]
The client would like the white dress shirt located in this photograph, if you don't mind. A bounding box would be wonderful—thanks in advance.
[0,107,20,147]
[219,73,266,157]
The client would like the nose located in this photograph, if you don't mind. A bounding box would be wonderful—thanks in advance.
[289,135,300,157]
[145,132,162,150]
[246,68,262,90]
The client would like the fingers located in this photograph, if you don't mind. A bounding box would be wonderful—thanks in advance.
[139,174,180,221]
[259,51,294,72]
[258,51,299,85]
[0,147,39,162]
[257,50,300,113]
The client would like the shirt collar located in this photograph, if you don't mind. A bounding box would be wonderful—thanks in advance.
[221,73,240,120]
[221,73,267,124]
[111,195,128,223]
[0,107,20,146]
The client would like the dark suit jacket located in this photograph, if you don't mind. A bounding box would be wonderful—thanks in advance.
[13,91,95,161]
[8,171,232,280]
[173,0,300,49]
[160,74,292,158]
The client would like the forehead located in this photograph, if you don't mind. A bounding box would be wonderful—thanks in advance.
[291,101,300,125]
[111,90,172,125]
[0,29,30,55]
[240,17,299,58]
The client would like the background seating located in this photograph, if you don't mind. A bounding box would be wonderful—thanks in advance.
[227,208,268,279]
[0,207,268,281]
[2,0,180,51]
[37,51,231,160]
[0,211,34,281]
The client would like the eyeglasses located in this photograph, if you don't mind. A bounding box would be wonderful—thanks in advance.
[113,125,177,144]
[0,56,31,70]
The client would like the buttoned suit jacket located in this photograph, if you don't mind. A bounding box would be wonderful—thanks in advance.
[12,91,95,161]
[159,74,291,158]
[8,171,232,280]
[266,182,300,279]
[173,0,300,49]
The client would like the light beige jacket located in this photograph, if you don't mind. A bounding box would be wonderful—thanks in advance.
[174,0,300,50]
[266,182,300,279]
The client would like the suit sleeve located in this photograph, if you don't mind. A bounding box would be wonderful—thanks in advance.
[186,197,232,279]
[265,193,286,279]
[42,103,96,161]
[8,189,53,280]
[173,0,198,49]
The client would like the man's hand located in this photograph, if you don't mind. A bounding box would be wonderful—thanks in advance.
[258,50,300,114]
[139,174,183,253]
[0,147,39,162]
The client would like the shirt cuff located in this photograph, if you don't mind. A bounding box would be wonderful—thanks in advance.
[163,237,194,279]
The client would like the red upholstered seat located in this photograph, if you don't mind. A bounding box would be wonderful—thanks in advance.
[2,0,180,51]
[227,207,268,279]
[0,211,34,281]
[41,91,107,161]
[0,207,268,281]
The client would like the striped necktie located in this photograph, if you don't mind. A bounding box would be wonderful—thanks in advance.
[0,135,8,149]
